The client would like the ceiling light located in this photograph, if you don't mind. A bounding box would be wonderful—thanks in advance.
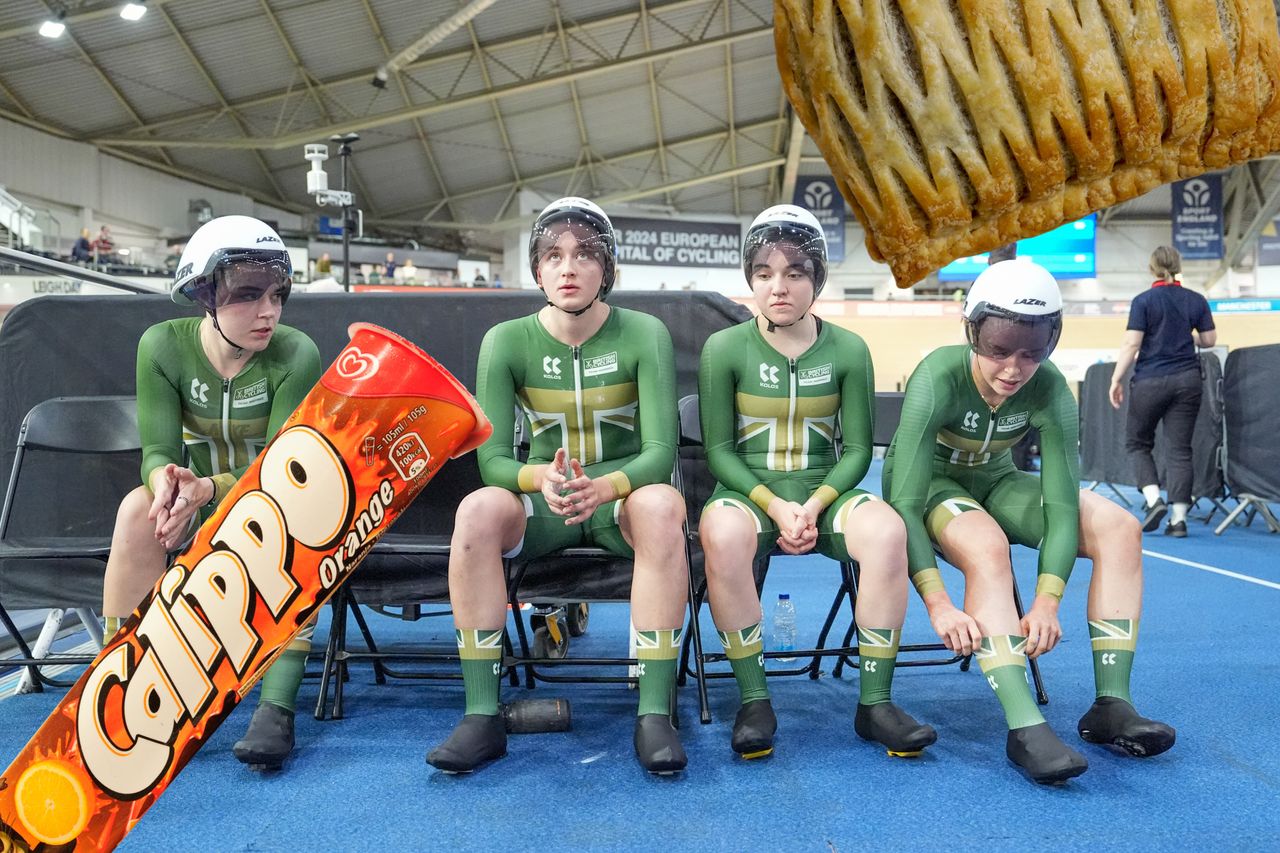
[120,2,147,21]
[38,15,66,38]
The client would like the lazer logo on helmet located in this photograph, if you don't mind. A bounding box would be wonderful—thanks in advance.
[75,424,394,799]
[255,235,281,244]
[1012,298,1047,307]
[175,263,194,281]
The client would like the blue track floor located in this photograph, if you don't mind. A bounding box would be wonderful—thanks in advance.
[1,468,1277,851]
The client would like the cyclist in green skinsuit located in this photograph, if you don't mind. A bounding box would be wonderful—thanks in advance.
[699,205,935,761]
[427,198,690,776]
[884,259,1175,785]
[102,215,322,772]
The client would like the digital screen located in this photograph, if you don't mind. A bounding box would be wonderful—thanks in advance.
[938,215,1096,281]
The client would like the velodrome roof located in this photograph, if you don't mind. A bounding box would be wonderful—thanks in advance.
[1,0,1278,272]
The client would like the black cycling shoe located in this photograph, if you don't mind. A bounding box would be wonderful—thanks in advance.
[1077,697,1176,757]
[232,702,295,771]
[1007,722,1089,784]
[1141,499,1168,532]
[1165,520,1187,538]
[426,714,508,774]
[854,702,938,757]
[731,699,777,759]
[634,714,687,775]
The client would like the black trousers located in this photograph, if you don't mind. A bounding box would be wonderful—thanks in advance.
[1125,366,1202,505]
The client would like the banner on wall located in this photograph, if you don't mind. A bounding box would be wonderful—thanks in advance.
[1256,219,1280,266]
[612,217,740,268]
[1172,175,1223,259]
[792,176,845,263]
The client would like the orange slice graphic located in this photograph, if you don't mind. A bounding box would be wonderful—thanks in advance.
[14,759,90,846]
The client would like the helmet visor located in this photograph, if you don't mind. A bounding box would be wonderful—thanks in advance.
[746,240,820,285]
[189,258,292,310]
[743,224,826,290]
[531,220,609,281]
[967,311,1062,363]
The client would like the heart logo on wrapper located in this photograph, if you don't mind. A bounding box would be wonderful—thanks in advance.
[335,347,379,381]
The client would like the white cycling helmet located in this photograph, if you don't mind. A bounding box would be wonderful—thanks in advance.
[742,204,828,295]
[172,215,291,310]
[528,197,618,308]
[963,259,1063,362]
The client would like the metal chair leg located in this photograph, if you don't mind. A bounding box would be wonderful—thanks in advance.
[0,598,45,692]
[809,582,848,680]
[332,589,351,720]
[1104,482,1133,507]
[346,595,387,685]
[833,620,857,679]
[1214,498,1252,535]
[15,609,64,695]
[1010,578,1048,705]
[1253,498,1280,533]
[682,537,712,724]
[504,560,536,689]
[76,608,104,650]
[314,595,343,721]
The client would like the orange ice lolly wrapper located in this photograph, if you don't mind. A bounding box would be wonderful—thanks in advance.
[0,323,490,851]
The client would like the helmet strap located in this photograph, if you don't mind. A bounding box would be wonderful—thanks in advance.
[210,309,246,360]
[765,313,803,333]
[538,283,599,317]
[761,292,817,333]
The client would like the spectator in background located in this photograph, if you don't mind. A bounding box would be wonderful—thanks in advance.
[473,268,487,286]
[398,257,418,284]
[164,244,182,273]
[93,225,115,262]
[316,252,332,274]
[384,251,397,279]
[492,273,503,288]
[1109,245,1217,537]
[71,228,93,263]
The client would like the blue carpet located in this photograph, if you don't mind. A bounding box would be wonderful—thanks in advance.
[2,467,1277,851]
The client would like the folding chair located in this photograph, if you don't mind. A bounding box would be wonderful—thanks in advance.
[0,396,138,690]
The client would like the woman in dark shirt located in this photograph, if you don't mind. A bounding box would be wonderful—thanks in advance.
[1109,246,1217,536]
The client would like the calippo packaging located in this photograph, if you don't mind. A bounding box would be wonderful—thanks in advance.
[0,323,490,851]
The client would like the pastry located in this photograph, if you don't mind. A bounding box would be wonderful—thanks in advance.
[775,0,1280,285]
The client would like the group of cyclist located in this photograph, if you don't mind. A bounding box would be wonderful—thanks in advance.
[103,197,1174,786]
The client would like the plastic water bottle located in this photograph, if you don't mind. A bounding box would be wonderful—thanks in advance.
[772,593,797,663]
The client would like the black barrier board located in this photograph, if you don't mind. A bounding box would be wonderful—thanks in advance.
[1223,344,1280,500]
[1079,355,1223,498]
[0,291,749,608]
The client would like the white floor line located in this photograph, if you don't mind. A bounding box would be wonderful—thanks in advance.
[1143,549,1280,591]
